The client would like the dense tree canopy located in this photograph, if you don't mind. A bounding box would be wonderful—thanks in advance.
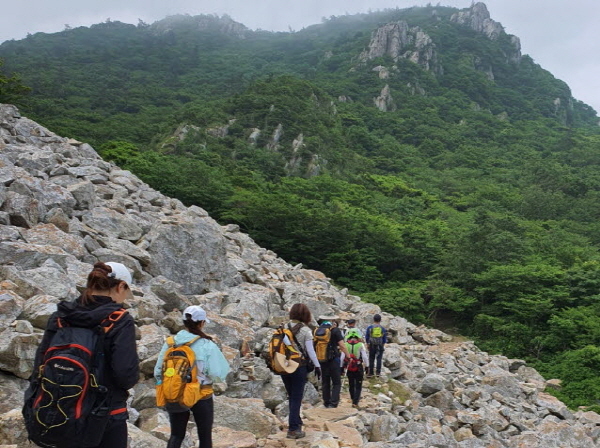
[2,5,600,408]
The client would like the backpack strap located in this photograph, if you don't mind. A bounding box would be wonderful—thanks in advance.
[101,308,128,333]
[287,323,307,358]
[166,335,201,348]
[183,336,202,347]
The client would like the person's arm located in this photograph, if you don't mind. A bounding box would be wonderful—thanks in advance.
[337,339,350,357]
[360,346,369,368]
[205,341,231,382]
[365,326,371,345]
[304,339,320,368]
[154,341,168,383]
[383,327,388,345]
[335,329,350,357]
[109,316,140,390]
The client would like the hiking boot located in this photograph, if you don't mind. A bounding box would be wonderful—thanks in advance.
[286,430,306,439]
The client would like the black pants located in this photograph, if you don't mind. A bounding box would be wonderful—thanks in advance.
[281,365,308,431]
[321,358,341,407]
[347,368,364,405]
[368,344,384,376]
[167,396,214,448]
[94,417,128,448]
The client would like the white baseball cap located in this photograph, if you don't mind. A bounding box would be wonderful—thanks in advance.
[183,305,210,323]
[105,262,133,285]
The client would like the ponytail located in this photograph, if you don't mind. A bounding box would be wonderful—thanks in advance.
[81,262,127,305]
[183,317,213,341]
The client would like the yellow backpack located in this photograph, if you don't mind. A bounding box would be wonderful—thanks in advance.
[314,324,336,362]
[156,336,212,408]
[267,323,305,375]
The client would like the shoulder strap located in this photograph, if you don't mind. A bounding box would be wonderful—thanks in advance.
[184,336,202,347]
[166,336,175,347]
[101,308,128,333]
[287,323,306,357]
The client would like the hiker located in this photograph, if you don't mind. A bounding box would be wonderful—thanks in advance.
[154,305,230,448]
[344,318,364,341]
[281,303,321,439]
[279,303,321,439]
[314,315,350,408]
[365,313,387,377]
[24,261,139,448]
[340,328,369,408]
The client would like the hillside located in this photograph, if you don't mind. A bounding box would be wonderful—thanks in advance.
[2,104,600,447]
[2,2,600,410]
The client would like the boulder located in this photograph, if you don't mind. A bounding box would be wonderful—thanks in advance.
[20,294,60,329]
[144,216,239,294]
[214,396,281,438]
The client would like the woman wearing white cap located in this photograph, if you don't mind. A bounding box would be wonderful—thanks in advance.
[154,305,230,448]
[26,261,139,448]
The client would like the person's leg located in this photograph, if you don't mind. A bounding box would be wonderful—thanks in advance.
[348,373,357,403]
[330,359,342,407]
[376,346,384,376]
[96,418,127,448]
[281,374,293,397]
[321,361,332,406]
[166,410,191,448]
[355,369,364,404]
[287,366,307,432]
[368,345,376,376]
[191,397,214,448]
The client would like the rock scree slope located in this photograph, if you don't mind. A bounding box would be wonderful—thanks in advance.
[0,103,599,447]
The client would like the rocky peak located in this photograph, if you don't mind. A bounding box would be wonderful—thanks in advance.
[451,2,503,40]
[359,21,442,75]
[1,104,599,447]
[150,14,249,39]
[451,2,521,63]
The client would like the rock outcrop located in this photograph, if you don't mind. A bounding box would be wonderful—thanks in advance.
[1,103,599,447]
[451,2,522,64]
[359,21,442,75]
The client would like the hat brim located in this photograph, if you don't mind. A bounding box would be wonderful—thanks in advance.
[273,352,299,374]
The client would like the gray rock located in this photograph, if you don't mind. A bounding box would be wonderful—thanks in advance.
[214,396,280,438]
[418,373,448,396]
[68,180,97,210]
[20,294,60,329]
[144,216,238,294]
[82,206,143,241]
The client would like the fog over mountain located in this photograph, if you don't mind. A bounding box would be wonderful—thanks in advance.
[0,0,599,112]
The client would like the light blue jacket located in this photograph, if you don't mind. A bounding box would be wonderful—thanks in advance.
[154,330,230,385]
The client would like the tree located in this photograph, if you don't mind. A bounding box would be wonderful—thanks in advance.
[0,59,31,105]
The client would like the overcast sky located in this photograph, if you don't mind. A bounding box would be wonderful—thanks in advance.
[1,0,598,114]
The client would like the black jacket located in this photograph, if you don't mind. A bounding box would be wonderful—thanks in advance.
[32,295,140,411]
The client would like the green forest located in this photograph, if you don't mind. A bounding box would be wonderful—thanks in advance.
[2,4,600,409]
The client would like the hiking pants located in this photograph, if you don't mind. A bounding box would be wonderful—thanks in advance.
[93,417,127,448]
[167,396,214,448]
[347,369,364,405]
[368,344,384,376]
[321,358,342,407]
[281,365,308,432]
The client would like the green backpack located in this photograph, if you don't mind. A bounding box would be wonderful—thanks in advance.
[369,325,384,346]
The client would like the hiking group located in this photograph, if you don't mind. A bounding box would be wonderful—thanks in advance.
[269,305,388,439]
[23,260,388,446]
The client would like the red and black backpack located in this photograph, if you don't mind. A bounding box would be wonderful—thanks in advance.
[23,309,127,448]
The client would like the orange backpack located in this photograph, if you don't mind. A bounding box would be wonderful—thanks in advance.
[156,336,211,408]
